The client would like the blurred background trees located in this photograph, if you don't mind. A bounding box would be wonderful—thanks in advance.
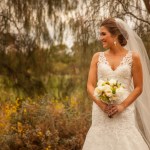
[0,0,150,98]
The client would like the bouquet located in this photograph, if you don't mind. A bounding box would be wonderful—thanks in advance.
[94,79,126,104]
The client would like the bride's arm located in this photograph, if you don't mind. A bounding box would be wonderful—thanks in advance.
[87,52,108,112]
[120,51,143,109]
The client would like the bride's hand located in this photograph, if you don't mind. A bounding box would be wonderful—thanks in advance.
[102,104,115,114]
[108,104,125,118]
[96,100,109,113]
[97,100,115,114]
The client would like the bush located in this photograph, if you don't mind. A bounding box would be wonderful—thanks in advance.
[0,96,91,150]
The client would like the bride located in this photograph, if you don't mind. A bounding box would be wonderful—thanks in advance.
[82,18,150,150]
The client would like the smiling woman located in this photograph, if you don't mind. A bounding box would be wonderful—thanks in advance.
[99,19,128,49]
[82,18,150,150]
[99,19,130,72]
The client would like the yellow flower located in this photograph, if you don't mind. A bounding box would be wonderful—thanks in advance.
[54,102,64,113]
[23,108,27,113]
[17,122,23,133]
[37,131,43,137]
[45,145,51,150]
[70,98,77,108]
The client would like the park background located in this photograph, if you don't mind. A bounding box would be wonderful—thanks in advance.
[0,0,150,149]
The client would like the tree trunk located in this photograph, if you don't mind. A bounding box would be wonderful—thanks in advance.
[143,0,150,13]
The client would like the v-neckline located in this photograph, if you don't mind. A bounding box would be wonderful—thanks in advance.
[103,51,129,72]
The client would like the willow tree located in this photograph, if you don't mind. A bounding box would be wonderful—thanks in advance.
[0,0,78,46]
[0,0,79,97]
[1,0,149,50]
[71,0,150,59]
[0,0,149,97]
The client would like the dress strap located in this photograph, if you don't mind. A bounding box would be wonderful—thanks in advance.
[98,52,107,64]
[121,51,133,67]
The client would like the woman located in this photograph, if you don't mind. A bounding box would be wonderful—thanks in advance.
[82,18,150,150]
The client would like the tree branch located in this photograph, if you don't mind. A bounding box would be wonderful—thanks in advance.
[118,0,150,25]
[0,12,21,34]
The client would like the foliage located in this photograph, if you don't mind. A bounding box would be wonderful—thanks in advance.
[0,95,91,150]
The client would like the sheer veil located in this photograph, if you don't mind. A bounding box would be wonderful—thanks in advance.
[115,18,150,148]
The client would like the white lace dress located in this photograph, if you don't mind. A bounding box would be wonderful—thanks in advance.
[82,51,149,150]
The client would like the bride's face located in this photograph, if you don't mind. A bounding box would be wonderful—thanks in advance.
[99,26,115,49]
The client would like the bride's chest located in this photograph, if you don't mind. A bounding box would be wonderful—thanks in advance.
[97,51,133,79]
[97,63,132,79]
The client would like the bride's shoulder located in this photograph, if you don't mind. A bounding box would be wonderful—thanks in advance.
[131,51,142,66]
[91,51,102,63]
[131,51,141,60]
[92,51,101,59]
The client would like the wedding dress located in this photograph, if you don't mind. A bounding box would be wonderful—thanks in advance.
[82,51,149,150]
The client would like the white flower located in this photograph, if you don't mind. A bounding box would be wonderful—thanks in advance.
[94,79,126,104]
[103,84,111,90]
[46,130,51,136]
[97,79,105,86]
[105,90,113,97]
[94,87,102,98]
[98,84,106,91]
[103,84,113,97]
[110,95,118,101]
[109,79,117,86]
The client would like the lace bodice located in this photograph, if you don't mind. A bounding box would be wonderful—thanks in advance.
[97,51,133,91]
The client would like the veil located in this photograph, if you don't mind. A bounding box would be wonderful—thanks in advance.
[115,18,150,148]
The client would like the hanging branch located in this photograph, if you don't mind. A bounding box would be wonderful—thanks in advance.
[118,0,150,25]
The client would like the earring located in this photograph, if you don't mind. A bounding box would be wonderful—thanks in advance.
[114,41,117,46]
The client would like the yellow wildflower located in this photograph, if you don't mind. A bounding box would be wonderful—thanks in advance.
[70,98,77,108]
[45,145,51,150]
[23,108,27,113]
[17,122,23,133]
[37,131,43,137]
[54,102,64,113]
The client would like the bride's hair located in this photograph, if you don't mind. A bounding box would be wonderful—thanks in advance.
[100,18,128,46]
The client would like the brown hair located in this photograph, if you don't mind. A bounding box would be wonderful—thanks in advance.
[100,18,128,46]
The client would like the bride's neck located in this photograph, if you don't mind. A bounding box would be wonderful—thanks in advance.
[109,45,125,54]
